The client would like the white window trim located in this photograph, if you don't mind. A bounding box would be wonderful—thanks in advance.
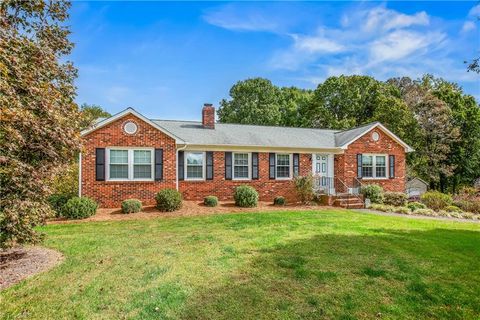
[232,152,251,180]
[184,151,206,181]
[275,153,293,180]
[106,147,154,182]
[362,153,388,180]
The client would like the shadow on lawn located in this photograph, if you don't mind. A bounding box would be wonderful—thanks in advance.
[180,228,480,320]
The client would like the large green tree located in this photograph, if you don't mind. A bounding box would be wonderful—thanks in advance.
[427,77,480,191]
[0,0,81,247]
[79,103,111,130]
[388,76,471,191]
[300,75,417,143]
[218,78,312,126]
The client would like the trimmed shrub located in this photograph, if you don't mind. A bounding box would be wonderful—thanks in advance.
[48,193,74,217]
[121,199,142,214]
[234,185,258,208]
[369,204,394,212]
[204,196,218,207]
[413,208,436,216]
[156,189,182,212]
[383,192,408,207]
[407,201,426,211]
[420,191,452,211]
[394,207,411,215]
[445,205,462,213]
[454,200,480,214]
[274,196,286,206]
[360,184,384,204]
[63,197,97,220]
[294,175,314,203]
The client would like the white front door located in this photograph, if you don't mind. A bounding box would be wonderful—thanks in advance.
[313,154,330,192]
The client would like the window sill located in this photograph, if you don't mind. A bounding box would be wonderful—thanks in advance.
[361,177,389,180]
[103,180,156,183]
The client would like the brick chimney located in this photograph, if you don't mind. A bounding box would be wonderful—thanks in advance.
[202,103,215,129]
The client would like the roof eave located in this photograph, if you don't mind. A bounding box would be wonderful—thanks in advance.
[80,107,185,144]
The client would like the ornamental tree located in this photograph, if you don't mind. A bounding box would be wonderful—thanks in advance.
[0,0,81,247]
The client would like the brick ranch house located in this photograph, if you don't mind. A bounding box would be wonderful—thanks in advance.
[80,104,413,208]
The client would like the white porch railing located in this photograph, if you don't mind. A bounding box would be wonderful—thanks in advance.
[312,175,363,196]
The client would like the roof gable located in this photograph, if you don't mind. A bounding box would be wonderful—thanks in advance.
[80,108,184,143]
[334,122,414,152]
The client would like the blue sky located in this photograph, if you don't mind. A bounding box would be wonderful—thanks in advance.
[70,1,480,120]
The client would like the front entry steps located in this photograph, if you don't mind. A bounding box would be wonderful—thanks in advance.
[332,193,364,209]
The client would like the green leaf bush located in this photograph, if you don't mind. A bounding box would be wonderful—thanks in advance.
[274,196,286,206]
[204,196,218,207]
[454,200,480,214]
[413,208,436,216]
[407,201,426,211]
[445,205,462,213]
[234,185,258,208]
[394,207,411,215]
[121,199,142,214]
[360,184,384,203]
[294,175,314,203]
[156,189,182,212]
[63,197,97,220]
[48,193,74,217]
[383,192,408,207]
[420,191,452,210]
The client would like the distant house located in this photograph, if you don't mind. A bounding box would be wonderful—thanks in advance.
[406,177,428,198]
[79,104,414,208]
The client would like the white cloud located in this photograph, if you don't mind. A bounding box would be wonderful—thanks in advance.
[270,31,345,70]
[469,4,480,17]
[363,7,430,32]
[462,21,476,33]
[292,32,345,54]
[203,4,279,32]
[369,30,445,63]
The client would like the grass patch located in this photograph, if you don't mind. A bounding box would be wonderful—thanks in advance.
[1,209,480,319]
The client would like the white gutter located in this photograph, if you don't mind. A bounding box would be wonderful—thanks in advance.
[78,152,82,197]
[176,144,187,191]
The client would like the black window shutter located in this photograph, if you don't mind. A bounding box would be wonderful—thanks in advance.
[389,155,395,179]
[225,152,232,180]
[269,153,276,179]
[95,148,105,181]
[178,151,184,181]
[293,153,300,177]
[154,148,163,181]
[251,152,259,180]
[206,151,214,180]
[357,154,363,178]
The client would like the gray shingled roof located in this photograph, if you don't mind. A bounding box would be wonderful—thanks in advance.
[153,120,341,149]
[334,122,379,147]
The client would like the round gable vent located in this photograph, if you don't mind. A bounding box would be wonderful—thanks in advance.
[372,131,380,142]
[123,121,138,134]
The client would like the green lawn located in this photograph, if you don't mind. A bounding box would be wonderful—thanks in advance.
[1,209,480,319]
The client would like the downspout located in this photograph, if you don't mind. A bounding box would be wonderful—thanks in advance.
[176,144,187,191]
[78,152,82,197]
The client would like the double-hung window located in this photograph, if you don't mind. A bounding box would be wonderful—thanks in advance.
[276,154,291,179]
[233,153,249,179]
[108,148,153,180]
[362,154,387,179]
[185,152,204,180]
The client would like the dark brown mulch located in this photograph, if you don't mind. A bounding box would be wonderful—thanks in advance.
[0,247,63,290]
[48,201,330,224]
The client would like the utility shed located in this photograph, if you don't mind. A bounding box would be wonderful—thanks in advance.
[406,177,428,198]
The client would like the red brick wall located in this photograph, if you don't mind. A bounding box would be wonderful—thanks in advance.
[82,114,312,207]
[81,114,177,207]
[179,153,311,202]
[334,127,406,192]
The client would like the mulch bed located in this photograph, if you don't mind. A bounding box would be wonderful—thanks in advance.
[0,247,63,290]
[48,201,329,224]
